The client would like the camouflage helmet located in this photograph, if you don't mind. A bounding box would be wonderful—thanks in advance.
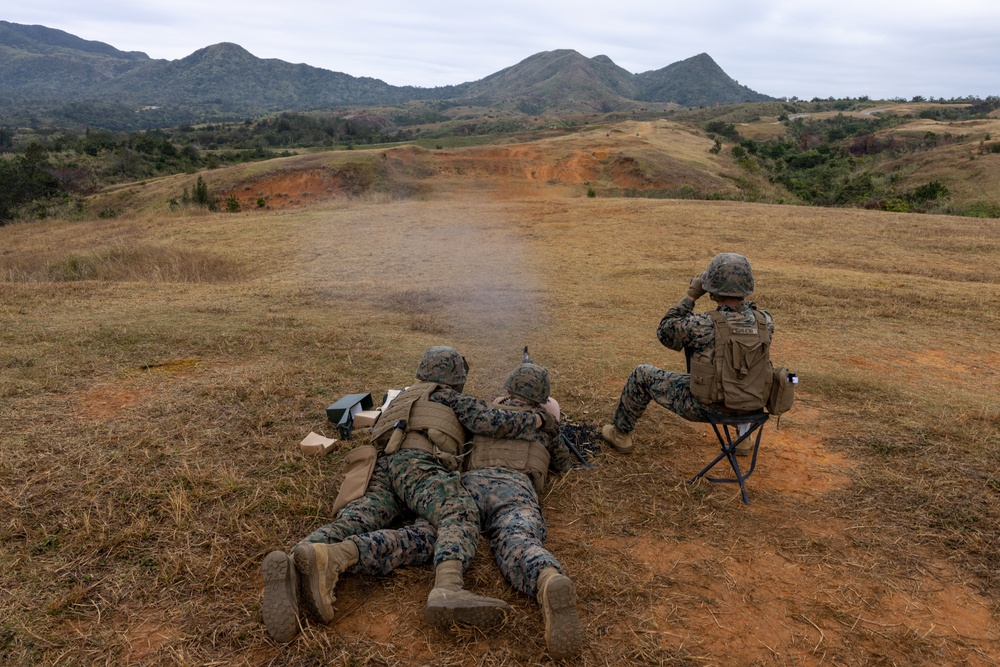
[701,253,755,297]
[415,346,468,388]
[504,363,550,405]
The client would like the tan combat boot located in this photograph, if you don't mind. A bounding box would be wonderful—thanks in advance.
[293,540,359,624]
[537,567,583,659]
[424,560,510,628]
[261,550,299,643]
[601,424,634,453]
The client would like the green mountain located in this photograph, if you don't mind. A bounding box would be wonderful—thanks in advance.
[635,53,773,106]
[0,20,149,100]
[459,49,640,113]
[103,42,459,109]
[0,21,774,128]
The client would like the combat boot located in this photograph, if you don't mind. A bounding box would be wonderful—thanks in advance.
[424,559,510,628]
[537,567,583,659]
[293,540,359,624]
[601,424,634,453]
[261,550,299,643]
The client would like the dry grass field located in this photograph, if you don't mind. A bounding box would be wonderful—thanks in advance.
[2,119,1000,666]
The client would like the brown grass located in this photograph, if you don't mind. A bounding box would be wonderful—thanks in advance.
[2,120,1000,665]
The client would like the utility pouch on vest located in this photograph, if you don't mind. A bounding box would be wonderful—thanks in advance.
[767,367,797,416]
[689,354,719,405]
[692,310,772,412]
[331,445,377,515]
[384,421,407,454]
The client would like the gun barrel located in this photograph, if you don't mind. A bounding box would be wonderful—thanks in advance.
[559,432,595,469]
[523,346,531,364]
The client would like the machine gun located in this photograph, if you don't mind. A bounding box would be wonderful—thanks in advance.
[523,346,593,468]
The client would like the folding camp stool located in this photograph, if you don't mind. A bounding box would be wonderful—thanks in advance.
[689,410,769,505]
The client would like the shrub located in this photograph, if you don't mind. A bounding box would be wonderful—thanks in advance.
[225,195,241,213]
[911,180,949,202]
[192,176,211,206]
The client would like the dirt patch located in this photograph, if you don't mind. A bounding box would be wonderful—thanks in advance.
[227,168,355,210]
[76,383,154,420]
[225,163,381,210]
[75,359,201,420]
[125,619,182,662]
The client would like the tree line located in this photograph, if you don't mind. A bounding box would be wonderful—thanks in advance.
[707,112,996,215]
[0,112,410,223]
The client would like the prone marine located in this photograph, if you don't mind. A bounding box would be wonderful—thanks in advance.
[261,346,559,642]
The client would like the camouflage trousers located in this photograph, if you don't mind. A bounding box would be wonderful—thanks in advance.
[463,467,562,597]
[302,449,479,568]
[612,363,711,433]
[346,467,563,598]
[344,519,437,576]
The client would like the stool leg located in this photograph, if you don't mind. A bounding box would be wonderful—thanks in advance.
[689,418,766,505]
[689,422,732,482]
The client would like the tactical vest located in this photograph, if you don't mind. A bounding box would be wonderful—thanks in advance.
[467,402,550,494]
[689,309,773,412]
[371,382,467,470]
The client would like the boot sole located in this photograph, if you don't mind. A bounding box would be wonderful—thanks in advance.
[542,576,583,659]
[425,598,510,629]
[261,551,299,643]
[293,543,337,624]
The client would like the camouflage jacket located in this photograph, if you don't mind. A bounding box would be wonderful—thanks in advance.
[493,395,574,474]
[657,296,775,358]
[428,386,542,441]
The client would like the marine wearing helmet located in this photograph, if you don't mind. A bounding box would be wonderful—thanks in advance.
[701,252,755,298]
[504,363,551,406]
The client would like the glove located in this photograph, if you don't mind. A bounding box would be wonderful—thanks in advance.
[687,274,706,300]
[536,410,560,437]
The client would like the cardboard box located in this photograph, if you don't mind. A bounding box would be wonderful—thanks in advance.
[352,409,381,429]
[299,432,337,456]
[380,389,404,411]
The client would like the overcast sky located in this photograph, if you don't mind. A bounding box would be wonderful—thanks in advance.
[6,1,999,101]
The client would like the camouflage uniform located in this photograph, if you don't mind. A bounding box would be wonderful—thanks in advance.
[342,518,438,576]
[347,395,574,597]
[302,386,543,568]
[463,467,561,596]
[611,296,774,432]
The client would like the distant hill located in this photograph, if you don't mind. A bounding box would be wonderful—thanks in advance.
[0,21,150,100]
[458,49,640,114]
[0,21,774,128]
[103,42,459,109]
[635,53,773,106]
